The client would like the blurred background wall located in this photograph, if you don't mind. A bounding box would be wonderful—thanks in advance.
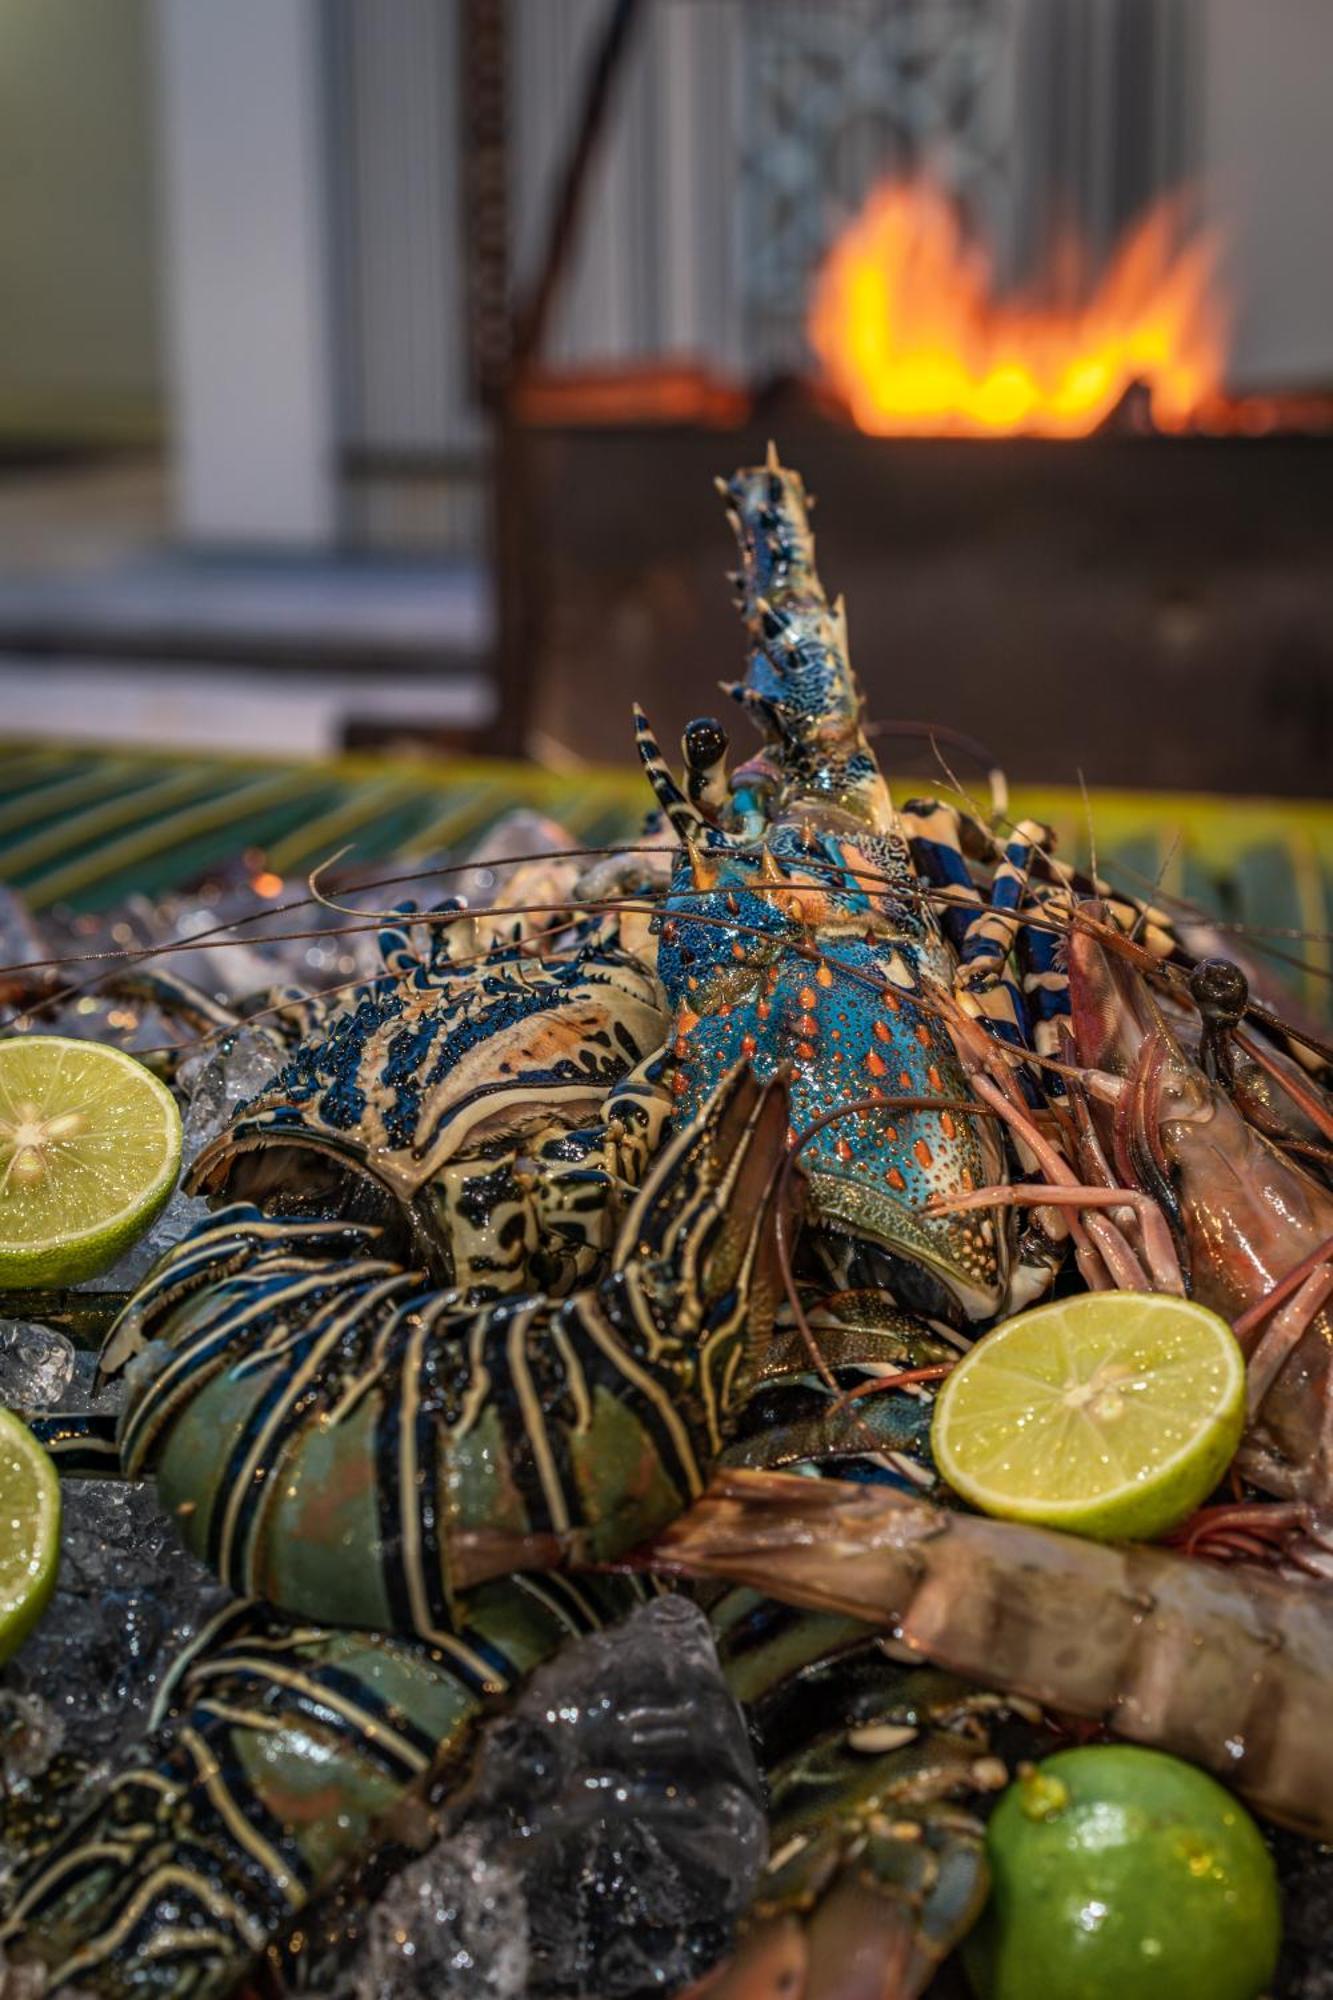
[7,0,1333,548]
[1201,0,1333,389]
[0,0,1329,784]
[0,0,162,444]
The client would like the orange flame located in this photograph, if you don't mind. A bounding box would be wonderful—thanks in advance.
[808,182,1230,439]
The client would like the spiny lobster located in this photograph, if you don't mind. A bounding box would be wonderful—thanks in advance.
[5,450,1333,2000]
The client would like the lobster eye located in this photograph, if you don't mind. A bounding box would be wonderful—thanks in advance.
[683,717,728,770]
[1189,957,1248,1024]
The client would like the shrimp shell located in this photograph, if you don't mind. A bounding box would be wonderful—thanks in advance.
[650,1467,1333,1840]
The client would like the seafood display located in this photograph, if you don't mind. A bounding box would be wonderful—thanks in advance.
[0,449,1331,1998]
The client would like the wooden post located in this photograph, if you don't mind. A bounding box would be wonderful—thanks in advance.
[461,0,645,760]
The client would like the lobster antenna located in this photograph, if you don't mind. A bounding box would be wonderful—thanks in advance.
[1077,769,1102,897]
[926,735,1000,848]
[1130,827,1183,947]
[633,704,728,850]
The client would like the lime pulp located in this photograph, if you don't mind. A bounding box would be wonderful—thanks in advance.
[0,1035,182,1288]
[931,1292,1245,1542]
[0,1407,60,1663]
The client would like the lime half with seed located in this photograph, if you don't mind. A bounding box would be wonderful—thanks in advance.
[0,1035,182,1288]
[931,1292,1245,1542]
[0,1408,60,1662]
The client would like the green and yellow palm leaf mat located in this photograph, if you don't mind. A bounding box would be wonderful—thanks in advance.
[0,740,1328,1019]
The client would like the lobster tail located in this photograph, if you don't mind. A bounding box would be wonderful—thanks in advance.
[720,445,895,832]
[1,1581,647,1997]
[104,1074,796,1634]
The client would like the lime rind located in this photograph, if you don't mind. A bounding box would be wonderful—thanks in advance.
[0,1036,183,1288]
[932,1293,1246,1542]
[966,1745,1281,2000]
[0,1406,61,1664]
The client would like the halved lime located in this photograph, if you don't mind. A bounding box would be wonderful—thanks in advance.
[931,1292,1245,1542]
[0,1036,182,1288]
[0,1407,60,1662]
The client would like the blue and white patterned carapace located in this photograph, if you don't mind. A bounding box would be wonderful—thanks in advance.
[635,448,1008,1322]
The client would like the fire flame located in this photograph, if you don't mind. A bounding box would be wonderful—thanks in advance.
[808,181,1229,438]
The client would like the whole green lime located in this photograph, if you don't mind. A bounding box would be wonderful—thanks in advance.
[964,1745,1280,2000]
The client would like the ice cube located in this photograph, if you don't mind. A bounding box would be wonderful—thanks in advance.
[3,1480,222,1769]
[475,1594,766,1996]
[55,1346,123,1417]
[89,1186,209,1291]
[177,1025,283,1161]
[341,1832,528,2000]
[338,1594,766,2000]
[0,1326,74,1410]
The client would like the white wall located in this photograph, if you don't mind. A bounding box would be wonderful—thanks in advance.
[510,0,743,373]
[155,0,335,543]
[1200,0,1333,390]
[0,0,161,439]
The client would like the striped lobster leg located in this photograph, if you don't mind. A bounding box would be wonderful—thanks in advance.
[953,820,1063,1073]
[700,1589,1022,2000]
[719,1304,954,1496]
[26,1410,122,1478]
[100,1066,793,1637]
[0,1578,650,1999]
[901,800,1059,1088]
[903,797,1186,1086]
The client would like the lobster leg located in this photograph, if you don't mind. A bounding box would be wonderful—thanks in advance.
[693,1592,1021,2000]
[909,804,1049,1079]
[26,1410,122,1478]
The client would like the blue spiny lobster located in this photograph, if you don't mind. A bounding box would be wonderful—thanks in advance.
[3,451,1201,1998]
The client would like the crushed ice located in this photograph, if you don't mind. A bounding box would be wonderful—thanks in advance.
[0,1327,74,1412]
[3,1480,220,1772]
[330,1595,766,2000]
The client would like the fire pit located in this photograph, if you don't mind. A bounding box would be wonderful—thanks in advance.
[526,415,1333,797]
